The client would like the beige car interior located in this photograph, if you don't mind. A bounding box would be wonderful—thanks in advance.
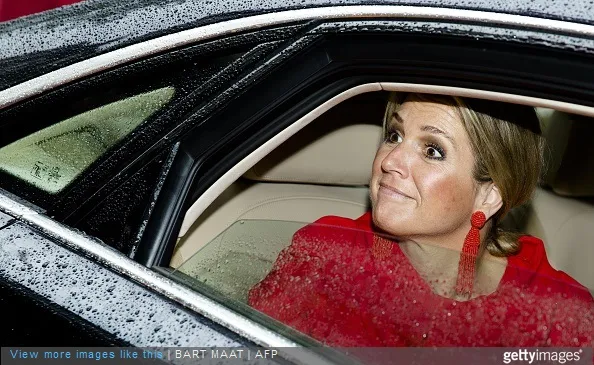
[172,87,594,297]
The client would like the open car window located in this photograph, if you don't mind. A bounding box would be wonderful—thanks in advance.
[167,90,594,350]
[0,87,175,194]
[169,219,593,348]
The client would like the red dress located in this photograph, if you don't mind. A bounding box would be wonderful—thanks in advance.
[248,212,594,347]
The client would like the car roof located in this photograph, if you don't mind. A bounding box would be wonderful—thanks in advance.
[1,0,593,90]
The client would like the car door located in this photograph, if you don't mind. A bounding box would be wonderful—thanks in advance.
[139,7,594,352]
[0,18,313,255]
[0,209,247,349]
[1,1,594,362]
[0,9,320,354]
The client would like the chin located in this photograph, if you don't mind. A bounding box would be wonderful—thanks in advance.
[371,206,411,239]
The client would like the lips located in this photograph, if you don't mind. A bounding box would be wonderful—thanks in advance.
[378,182,412,200]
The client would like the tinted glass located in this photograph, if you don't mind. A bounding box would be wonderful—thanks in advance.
[0,87,174,194]
[173,219,593,348]
[177,220,306,302]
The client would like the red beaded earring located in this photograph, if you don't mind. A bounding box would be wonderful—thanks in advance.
[455,211,486,296]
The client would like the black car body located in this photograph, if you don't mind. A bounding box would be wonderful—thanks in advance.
[1,0,593,361]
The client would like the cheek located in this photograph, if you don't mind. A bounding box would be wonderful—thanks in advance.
[370,151,387,206]
[370,149,386,183]
[418,171,474,213]
[371,148,386,173]
[443,180,464,213]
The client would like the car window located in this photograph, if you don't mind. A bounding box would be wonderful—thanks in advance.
[0,87,174,194]
[176,219,307,303]
[167,91,594,349]
[171,219,593,348]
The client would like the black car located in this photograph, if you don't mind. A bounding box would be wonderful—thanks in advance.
[1,0,593,362]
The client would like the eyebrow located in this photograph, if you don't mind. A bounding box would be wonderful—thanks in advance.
[420,125,455,144]
[392,111,456,146]
[391,110,405,125]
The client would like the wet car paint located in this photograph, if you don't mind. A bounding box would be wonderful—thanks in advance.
[0,209,243,347]
[1,0,594,89]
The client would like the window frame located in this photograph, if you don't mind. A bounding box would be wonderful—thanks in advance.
[135,22,594,351]
[138,25,594,268]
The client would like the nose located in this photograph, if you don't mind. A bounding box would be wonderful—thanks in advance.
[380,143,410,179]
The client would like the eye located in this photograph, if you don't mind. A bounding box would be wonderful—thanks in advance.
[385,130,403,144]
[425,143,445,160]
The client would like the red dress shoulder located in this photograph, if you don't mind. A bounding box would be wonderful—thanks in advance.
[248,213,593,347]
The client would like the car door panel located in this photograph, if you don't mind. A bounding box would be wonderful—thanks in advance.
[0,215,244,347]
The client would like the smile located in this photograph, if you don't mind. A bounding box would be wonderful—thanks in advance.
[378,183,413,200]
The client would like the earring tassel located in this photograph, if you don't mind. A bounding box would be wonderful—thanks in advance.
[455,211,486,296]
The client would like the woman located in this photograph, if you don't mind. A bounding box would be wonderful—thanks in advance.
[248,93,593,347]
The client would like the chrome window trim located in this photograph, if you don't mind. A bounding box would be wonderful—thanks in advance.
[1,5,594,109]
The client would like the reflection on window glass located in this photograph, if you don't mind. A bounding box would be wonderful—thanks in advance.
[0,87,175,194]
[175,217,593,348]
[177,220,307,303]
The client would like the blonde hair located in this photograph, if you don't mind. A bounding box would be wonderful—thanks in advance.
[383,92,546,256]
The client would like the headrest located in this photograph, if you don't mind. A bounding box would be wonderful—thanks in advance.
[537,108,594,197]
[243,92,387,186]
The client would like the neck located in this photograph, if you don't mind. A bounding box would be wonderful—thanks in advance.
[396,225,505,301]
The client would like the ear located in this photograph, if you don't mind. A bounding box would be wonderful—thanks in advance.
[474,182,503,221]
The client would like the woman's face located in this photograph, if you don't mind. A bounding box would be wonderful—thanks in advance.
[370,95,480,241]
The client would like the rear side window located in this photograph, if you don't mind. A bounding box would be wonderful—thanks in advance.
[0,87,174,194]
